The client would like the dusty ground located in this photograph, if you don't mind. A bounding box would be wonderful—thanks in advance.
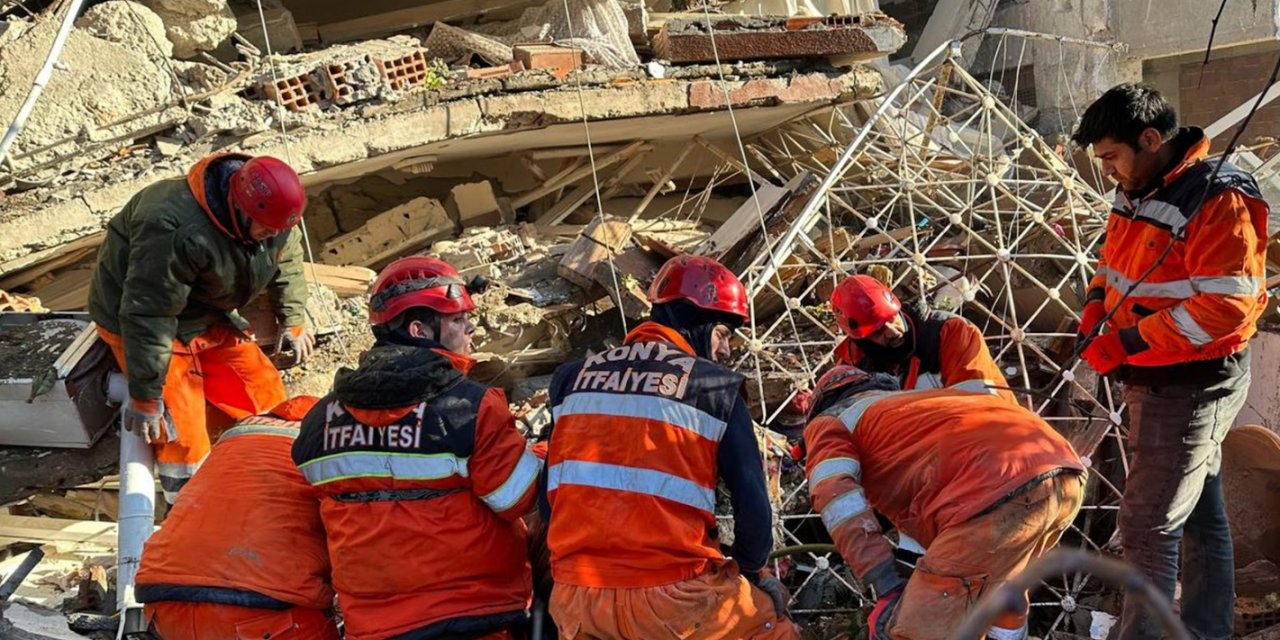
[281,297,374,399]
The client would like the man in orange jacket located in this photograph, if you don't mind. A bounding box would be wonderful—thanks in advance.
[805,366,1084,640]
[1072,84,1268,639]
[89,153,314,502]
[293,257,540,640]
[539,255,799,640]
[829,275,1015,404]
[137,396,337,640]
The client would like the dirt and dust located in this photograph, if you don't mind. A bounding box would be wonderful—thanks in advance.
[75,1,173,58]
[281,297,375,399]
[139,0,236,58]
[0,318,88,380]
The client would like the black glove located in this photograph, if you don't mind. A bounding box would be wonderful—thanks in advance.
[746,569,791,620]
[466,274,491,295]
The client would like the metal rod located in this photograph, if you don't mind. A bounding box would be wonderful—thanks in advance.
[0,0,88,165]
[0,547,45,602]
[948,549,1190,640]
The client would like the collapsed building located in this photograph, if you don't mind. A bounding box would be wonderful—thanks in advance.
[1,0,1279,638]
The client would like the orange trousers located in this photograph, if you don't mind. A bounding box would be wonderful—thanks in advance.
[99,325,285,502]
[550,562,800,640]
[145,601,338,640]
[890,473,1085,640]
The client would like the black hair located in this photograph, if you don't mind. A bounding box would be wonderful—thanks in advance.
[1071,83,1178,150]
[373,307,441,345]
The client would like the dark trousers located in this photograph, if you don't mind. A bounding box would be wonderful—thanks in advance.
[1114,369,1250,640]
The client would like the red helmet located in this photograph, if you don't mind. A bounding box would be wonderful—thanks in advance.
[229,156,307,231]
[369,256,475,326]
[269,395,320,421]
[648,256,749,324]
[808,365,872,420]
[831,274,901,339]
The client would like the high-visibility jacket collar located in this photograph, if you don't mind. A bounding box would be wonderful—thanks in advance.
[1159,127,1210,189]
[434,347,476,375]
[625,321,696,355]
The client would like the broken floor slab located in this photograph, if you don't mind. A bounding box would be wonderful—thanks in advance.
[653,12,906,64]
[0,63,880,267]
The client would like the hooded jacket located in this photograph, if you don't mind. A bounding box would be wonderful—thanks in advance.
[833,301,1016,404]
[88,154,307,400]
[292,342,539,640]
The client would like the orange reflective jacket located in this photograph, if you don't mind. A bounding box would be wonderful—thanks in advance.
[804,385,1082,588]
[544,322,766,588]
[293,345,539,640]
[1091,127,1268,368]
[137,414,332,610]
[834,304,1015,404]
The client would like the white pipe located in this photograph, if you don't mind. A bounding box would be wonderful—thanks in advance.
[117,416,155,638]
[0,0,88,166]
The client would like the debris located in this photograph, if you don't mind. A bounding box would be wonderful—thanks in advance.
[1223,425,1280,569]
[0,318,86,381]
[446,181,505,229]
[513,43,585,80]
[557,217,632,290]
[139,0,237,58]
[320,197,453,267]
[75,1,173,59]
[188,93,268,138]
[233,0,302,54]
[424,22,514,66]
[302,262,376,298]
[653,13,906,64]
[474,0,641,69]
[0,290,46,312]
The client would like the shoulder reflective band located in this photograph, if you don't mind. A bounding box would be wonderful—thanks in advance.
[218,424,298,442]
[547,460,715,514]
[838,392,893,433]
[553,392,727,442]
[298,451,469,485]
[950,379,997,395]
[482,449,542,512]
[1135,200,1189,234]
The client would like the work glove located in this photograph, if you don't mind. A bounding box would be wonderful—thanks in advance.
[747,569,791,620]
[1078,299,1105,341]
[123,398,176,444]
[1081,331,1128,375]
[275,324,316,367]
[867,586,904,640]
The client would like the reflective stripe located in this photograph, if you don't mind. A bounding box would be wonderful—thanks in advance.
[482,449,541,512]
[988,624,1028,640]
[837,392,892,433]
[913,371,943,391]
[950,379,997,395]
[156,461,202,479]
[298,451,468,486]
[897,534,926,554]
[820,488,870,531]
[218,424,298,442]
[809,457,861,485]
[1106,270,1194,299]
[553,392,727,442]
[1134,200,1187,233]
[1192,275,1261,296]
[547,460,715,513]
[1170,305,1214,346]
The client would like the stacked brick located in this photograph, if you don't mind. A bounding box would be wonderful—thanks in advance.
[251,47,436,112]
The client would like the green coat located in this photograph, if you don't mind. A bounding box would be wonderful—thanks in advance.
[88,177,307,400]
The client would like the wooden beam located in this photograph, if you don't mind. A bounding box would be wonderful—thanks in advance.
[303,262,376,298]
[317,0,537,44]
[630,144,695,222]
[539,150,653,226]
[529,145,625,160]
[0,514,153,548]
[513,141,650,209]
[695,136,774,186]
[0,232,104,290]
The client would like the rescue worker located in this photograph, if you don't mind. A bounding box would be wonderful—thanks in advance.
[1072,84,1268,639]
[539,255,800,640]
[292,256,541,640]
[137,396,336,640]
[88,153,313,502]
[805,366,1084,640]
[829,274,1016,404]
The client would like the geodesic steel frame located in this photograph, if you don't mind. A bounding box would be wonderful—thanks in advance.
[725,42,1131,633]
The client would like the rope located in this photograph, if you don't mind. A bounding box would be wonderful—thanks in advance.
[557,0,628,335]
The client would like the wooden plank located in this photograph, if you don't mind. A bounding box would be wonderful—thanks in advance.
[303,262,375,297]
[695,136,775,187]
[0,514,138,547]
[539,149,652,226]
[557,218,633,289]
[317,0,536,43]
[514,141,650,209]
[31,267,92,311]
[696,182,789,260]
[0,233,104,289]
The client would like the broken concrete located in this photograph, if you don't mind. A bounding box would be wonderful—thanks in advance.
[0,18,181,177]
[0,63,879,267]
[139,0,237,58]
[75,1,173,58]
[653,12,906,64]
